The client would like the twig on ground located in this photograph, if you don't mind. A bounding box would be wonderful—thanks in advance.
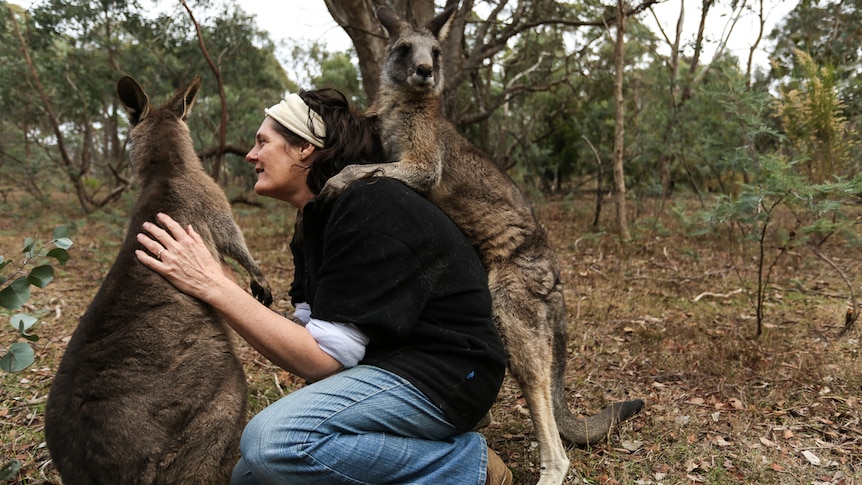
[693,288,744,302]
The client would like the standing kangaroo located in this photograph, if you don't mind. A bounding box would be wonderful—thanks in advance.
[322,6,644,485]
[45,75,272,485]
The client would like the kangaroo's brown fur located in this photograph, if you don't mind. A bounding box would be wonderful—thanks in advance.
[45,76,272,485]
[322,6,644,485]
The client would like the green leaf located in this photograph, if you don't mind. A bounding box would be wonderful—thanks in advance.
[22,237,35,257]
[11,313,38,335]
[0,277,31,310]
[0,258,9,272]
[46,248,71,265]
[53,237,74,250]
[27,265,54,289]
[0,342,35,372]
[0,458,22,480]
[52,225,71,240]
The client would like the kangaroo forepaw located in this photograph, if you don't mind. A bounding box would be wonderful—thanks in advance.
[319,165,384,200]
[318,174,349,200]
[251,280,273,307]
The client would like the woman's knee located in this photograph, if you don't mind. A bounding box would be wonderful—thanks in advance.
[239,407,311,470]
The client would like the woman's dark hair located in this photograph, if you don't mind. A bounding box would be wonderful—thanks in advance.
[271,88,385,195]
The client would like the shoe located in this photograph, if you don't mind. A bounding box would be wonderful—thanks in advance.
[485,446,513,485]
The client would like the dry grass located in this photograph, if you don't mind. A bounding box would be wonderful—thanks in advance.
[1,191,860,484]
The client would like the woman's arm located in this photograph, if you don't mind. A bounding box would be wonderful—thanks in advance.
[135,212,343,381]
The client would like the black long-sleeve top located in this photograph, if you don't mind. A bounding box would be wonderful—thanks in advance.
[289,177,506,430]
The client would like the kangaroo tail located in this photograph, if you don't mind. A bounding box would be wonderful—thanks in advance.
[553,397,645,446]
[550,293,644,445]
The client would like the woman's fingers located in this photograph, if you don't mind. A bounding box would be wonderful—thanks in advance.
[136,213,190,263]
[139,213,180,246]
[155,212,188,241]
[136,231,164,259]
[139,213,190,251]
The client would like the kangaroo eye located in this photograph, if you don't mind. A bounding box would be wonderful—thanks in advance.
[433,48,441,59]
[398,44,411,56]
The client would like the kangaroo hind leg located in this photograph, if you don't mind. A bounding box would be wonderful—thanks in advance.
[489,266,570,485]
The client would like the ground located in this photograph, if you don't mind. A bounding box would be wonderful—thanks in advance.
[1,191,860,484]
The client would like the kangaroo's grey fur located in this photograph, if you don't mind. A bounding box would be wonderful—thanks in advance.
[321,6,644,485]
[45,75,272,485]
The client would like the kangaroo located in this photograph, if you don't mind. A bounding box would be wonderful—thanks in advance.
[45,75,272,485]
[321,6,644,485]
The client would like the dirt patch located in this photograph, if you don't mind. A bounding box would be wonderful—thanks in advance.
[2,193,860,484]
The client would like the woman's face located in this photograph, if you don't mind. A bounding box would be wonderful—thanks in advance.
[246,117,315,208]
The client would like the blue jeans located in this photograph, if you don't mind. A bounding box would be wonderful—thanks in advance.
[231,365,488,485]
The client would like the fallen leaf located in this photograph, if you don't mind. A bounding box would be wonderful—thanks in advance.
[760,437,777,448]
[769,463,784,472]
[802,450,821,466]
[689,397,705,405]
[621,440,643,452]
[713,435,733,447]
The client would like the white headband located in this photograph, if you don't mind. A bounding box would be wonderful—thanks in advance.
[264,93,326,148]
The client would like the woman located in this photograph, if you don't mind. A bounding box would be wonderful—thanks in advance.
[135,89,511,485]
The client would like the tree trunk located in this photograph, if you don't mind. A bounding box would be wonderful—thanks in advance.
[323,0,390,103]
[613,0,630,242]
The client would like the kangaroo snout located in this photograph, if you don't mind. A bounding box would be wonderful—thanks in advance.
[416,63,433,79]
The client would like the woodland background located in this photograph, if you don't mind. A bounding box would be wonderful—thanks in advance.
[1,0,861,483]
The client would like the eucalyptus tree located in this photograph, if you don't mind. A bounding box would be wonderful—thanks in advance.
[283,40,363,108]
[147,0,290,182]
[0,2,49,200]
[2,0,146,212]
[642,0,772,197]
[322,0,659,170]
[0,0,288,213]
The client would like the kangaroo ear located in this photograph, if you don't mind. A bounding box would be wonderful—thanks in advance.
[375,5,402,39]
[428,3,457,41]
[169,75,202,120]
[117,75,149,126]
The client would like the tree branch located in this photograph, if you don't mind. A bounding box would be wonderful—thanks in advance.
[8,7,91,213]
[181,0,227,182]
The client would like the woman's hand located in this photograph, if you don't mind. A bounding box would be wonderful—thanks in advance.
[135,213,232,303]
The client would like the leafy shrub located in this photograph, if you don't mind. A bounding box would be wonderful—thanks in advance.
[0,225,73,372]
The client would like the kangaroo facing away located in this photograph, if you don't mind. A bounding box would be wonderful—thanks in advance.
[45,75,272,485]
[322,6,644,485]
